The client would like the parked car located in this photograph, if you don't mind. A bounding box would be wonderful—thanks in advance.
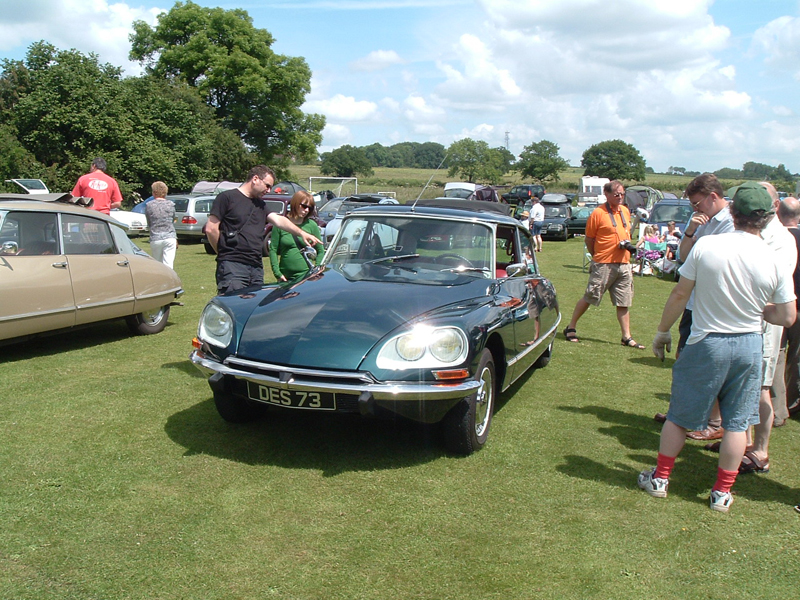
[172,194,215,241]
[317,198,344,223]
[110,208,148,237]
[567,204,595,237]
[190,199,559,454]
[0,193,183,344]
[540,194,572,241]
[501,184,545,205]
[323,194,398,245]
[639,198,694,240]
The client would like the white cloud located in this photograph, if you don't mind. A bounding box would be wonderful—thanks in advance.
[350,50,404,72]
[752,15,800,79]
[320,123,351,149]
[0,0,163,75]
[304,94,380,121]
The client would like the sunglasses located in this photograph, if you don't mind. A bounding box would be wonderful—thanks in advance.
[300,203,313,210]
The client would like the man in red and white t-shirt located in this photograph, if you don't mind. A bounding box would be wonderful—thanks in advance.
[71,157,123,215]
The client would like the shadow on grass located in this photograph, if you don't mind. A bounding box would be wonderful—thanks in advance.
[164,397,448,475]
[0,319,179,362]
[163,360,206,378]
[555,404,798,508]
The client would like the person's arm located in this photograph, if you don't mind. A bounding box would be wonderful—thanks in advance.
[657,276,695,333]
[764,302,797,328]
[110,181,123,211]
[268,227,285,281]
[679,212,708,260]
[206,216,221,253]
[585,236,596,257]
[268,213,322,247]
[311,222,324,265]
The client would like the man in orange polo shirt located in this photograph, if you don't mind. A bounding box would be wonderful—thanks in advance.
[563,180,644,349]
[71,157,123,215]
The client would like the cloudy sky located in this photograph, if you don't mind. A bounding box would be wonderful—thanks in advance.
[1,0,799,174]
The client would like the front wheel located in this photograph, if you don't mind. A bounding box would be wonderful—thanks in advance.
[442,348,495,455]
[125,305,170,335]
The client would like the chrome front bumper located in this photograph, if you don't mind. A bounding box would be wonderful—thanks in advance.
[190,350,481,423]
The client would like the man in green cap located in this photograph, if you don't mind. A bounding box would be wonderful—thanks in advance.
[638,180,795,512]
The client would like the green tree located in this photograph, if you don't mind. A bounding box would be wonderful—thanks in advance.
[742,161,774,180]
[363,143,391,167]
[516,140,568,183]
[319,145,374,178]
[129,0,324,171]
[1,41,251,196]
[445,139,511,183]
[414,142,446,169]
[714,167,743,179]
[581,139,646,181]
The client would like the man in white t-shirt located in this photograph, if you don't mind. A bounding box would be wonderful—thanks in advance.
[639,181,795,512]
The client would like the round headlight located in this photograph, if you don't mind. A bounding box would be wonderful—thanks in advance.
[199,303,233,347]
[429,329,465,362]
[395,333,426,361]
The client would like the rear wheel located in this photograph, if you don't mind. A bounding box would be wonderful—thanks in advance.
[213,390,261,423]
[442,349,495,455]
[125,305,170,335]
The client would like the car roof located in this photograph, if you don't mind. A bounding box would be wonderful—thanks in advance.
[0,194,119,224]
[352,200,518,225]
[541,193,569,203]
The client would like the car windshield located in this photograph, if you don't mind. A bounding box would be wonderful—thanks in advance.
[443,188,474,199]
[573,207,593,219]
[650,203,693,224]
[544,206,568,218]
[324,214,495,284]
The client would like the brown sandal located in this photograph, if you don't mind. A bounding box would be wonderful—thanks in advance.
[621,337,645,349]
[739,450,770,474]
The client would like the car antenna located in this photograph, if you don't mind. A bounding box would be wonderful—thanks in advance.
[411,153,448,212]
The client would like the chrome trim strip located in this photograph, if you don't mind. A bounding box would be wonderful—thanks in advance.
[190,352,480,401]
[0,307,75,322]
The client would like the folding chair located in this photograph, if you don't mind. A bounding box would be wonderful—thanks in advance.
[636,240,667,277]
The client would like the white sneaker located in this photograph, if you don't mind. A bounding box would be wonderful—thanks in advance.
[710,490,733,513]
[637,468,668,498]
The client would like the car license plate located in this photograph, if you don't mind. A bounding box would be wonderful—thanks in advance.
[247,382,336,410]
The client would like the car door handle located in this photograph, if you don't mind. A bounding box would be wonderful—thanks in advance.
[117,259,130,267]
[52,261,68,269]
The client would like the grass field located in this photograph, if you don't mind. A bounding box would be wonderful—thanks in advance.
[2,234,799,599]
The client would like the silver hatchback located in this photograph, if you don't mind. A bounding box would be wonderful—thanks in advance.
[172,194,215,239]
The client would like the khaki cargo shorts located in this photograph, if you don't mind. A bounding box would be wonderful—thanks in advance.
[583,262,634,307]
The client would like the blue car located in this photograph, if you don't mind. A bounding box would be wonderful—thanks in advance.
[190,200,560,454]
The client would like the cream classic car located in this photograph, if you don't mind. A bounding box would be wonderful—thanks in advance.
[0,193,183,344]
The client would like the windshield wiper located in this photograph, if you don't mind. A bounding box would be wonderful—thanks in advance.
[364,253,420,265]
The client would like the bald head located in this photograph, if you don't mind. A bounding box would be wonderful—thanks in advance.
[778,196,800,227]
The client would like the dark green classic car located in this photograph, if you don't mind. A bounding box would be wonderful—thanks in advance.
[190,200,560,454]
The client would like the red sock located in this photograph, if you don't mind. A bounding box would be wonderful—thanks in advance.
[712,467,738,494]
[654,453,676,480]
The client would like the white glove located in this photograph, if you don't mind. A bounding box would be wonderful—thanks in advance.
[653,330,672,361]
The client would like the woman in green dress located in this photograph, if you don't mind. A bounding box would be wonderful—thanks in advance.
[269,190,324,281]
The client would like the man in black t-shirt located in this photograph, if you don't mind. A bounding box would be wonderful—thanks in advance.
[206,165,321,294]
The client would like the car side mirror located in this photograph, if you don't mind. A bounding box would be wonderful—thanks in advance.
[1,241,19,255]
[505,263,527,277]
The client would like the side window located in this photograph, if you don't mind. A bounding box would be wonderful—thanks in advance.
[61,214,116,255]
[0,211,59,255]
[196,199,213,214]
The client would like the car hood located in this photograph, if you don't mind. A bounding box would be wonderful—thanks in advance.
[234,268,490,370]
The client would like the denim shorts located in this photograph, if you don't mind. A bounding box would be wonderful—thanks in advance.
[667,332,762,432]
[531,221,544,235]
